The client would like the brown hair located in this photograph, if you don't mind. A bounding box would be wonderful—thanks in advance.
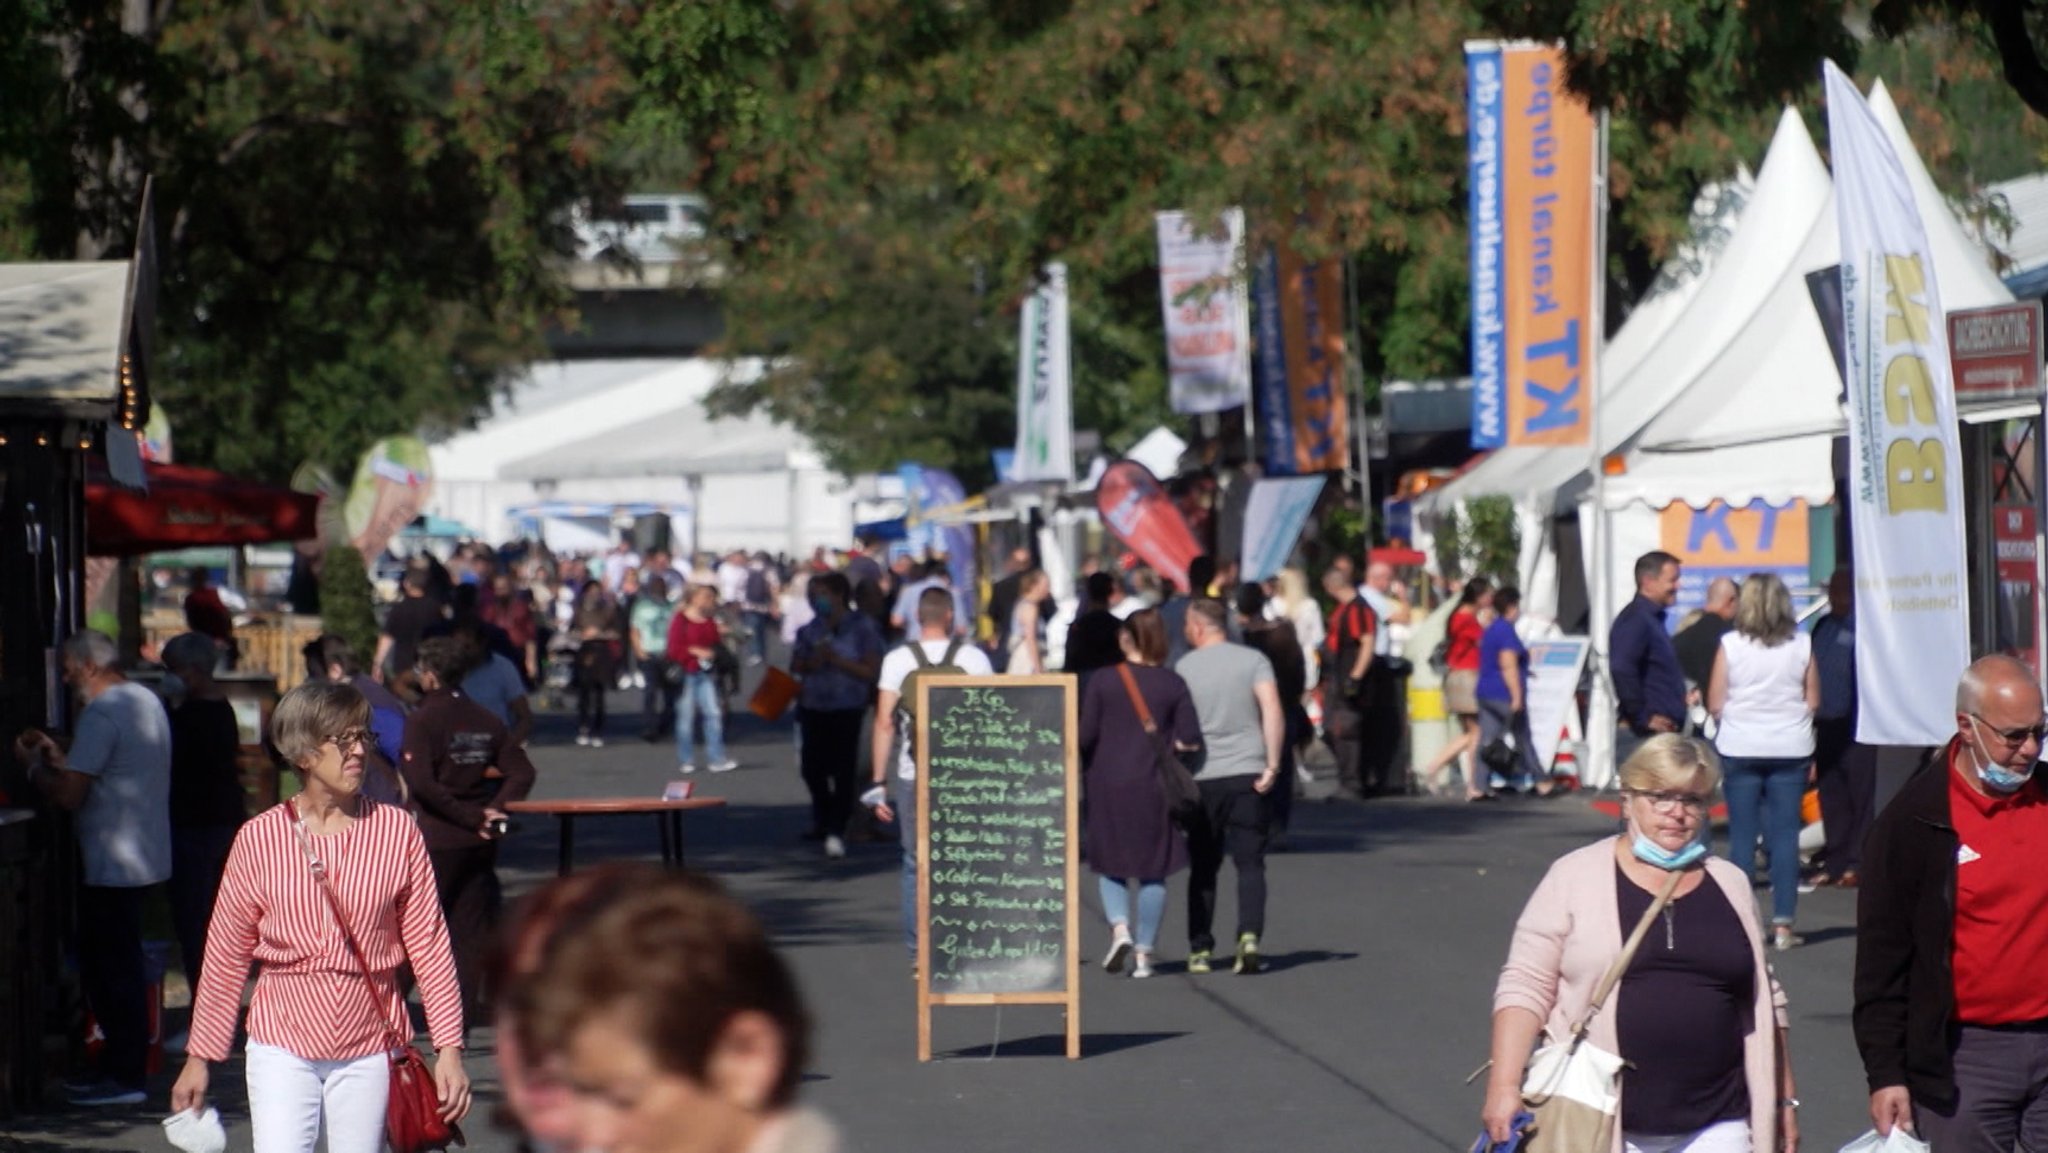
[271,681,371,768]
[510,868,810,1109]
[1120,608,1168,665]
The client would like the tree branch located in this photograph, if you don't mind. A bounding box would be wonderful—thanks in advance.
[1979,0,2048,118]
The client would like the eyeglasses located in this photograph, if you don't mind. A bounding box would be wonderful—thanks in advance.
[1627,789,1711,814]
[1972,715,2048,747]
[323,729,370,751]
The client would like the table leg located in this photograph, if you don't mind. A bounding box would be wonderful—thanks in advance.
[671,811,686,869]
[558,815,575,877]
[657,811,677,868]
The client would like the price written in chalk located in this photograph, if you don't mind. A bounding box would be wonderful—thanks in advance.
[922,683,1071,992]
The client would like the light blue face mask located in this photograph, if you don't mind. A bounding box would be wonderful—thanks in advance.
[1631,831,1708,871]
[1969,717,2037,795]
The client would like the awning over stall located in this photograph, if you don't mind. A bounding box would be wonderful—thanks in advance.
[86,461,319,556]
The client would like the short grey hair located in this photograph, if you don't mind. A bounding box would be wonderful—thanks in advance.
[63,630,118,670]
[1957,654,2038,715]
[160,633,220,674]
[271,681,370,769]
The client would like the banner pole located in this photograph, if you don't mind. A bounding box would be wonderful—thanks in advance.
[1586,107,1617,790]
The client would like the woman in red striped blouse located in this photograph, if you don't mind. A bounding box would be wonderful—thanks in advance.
[171,682,471,1153]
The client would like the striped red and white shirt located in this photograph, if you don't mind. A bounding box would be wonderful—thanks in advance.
[189,799,464,1063]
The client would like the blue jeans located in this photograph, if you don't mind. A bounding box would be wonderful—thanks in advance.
[674,671,727,767]
[1720,754,1808,924]
[893,776,918,959]
[1098,876,1167,951]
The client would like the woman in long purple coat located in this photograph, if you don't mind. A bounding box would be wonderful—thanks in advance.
[1080,608,1201,979]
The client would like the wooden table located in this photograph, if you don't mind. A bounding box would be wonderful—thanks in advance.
[503,797,729,876]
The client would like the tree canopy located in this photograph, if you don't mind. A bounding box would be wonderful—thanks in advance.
[2,2,2042,490]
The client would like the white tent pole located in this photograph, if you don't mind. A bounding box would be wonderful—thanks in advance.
[1586,109,1619,792]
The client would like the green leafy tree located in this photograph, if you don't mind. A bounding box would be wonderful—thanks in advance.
[317,546,378,664]
[1436,494,1522,585]
[0,0,640,481]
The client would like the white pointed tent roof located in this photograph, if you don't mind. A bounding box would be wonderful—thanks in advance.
[1414,110,1806,516]
[1603,80,2015,511]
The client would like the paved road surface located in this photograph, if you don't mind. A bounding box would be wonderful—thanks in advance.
[2,688,1876,1152]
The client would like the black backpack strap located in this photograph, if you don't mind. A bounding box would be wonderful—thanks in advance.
[940,639,964,666]
[910,642,935,669]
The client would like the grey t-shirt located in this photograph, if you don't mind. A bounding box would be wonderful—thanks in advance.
[1175,642,1276,780]
[68,681,173,887]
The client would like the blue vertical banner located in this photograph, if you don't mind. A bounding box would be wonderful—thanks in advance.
[898,463,980,624]
[1466,42,1507,449]
[1251,248,1295,473]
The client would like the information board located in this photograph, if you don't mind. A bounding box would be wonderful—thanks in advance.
[1525,637,1591,775]
[915,675,1079,1061]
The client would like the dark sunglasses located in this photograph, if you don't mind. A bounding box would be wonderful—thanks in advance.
[1973,715,2048,746]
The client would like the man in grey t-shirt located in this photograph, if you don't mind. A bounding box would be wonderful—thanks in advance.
[1175,599,1285,974]
[13,630,171,1105]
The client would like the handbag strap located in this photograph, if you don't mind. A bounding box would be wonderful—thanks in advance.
[1569,865,1686,1040]
[1116,663,1160,735]
[289,801,410,1054]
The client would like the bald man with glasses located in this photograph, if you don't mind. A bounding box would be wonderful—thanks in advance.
[1856,655,2048,1147]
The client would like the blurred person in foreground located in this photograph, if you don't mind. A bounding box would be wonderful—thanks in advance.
[1481,734,1795,1153]
[1855,655,2048,1147]
[174,681,469,1150]
[502,866,840,1153]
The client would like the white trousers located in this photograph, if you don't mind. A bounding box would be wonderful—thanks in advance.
[1624,1119,1751,1153]
[246,1041,389,1153]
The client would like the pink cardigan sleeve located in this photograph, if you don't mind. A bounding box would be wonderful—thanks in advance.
[1494,859,1570,1022]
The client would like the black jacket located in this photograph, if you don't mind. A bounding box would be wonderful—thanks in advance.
[1853,743,1962,1108]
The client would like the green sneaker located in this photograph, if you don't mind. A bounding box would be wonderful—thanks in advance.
[1186,949,1212,974]
[1234,932,1262,974]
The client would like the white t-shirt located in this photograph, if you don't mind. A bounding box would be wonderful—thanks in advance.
[1713,632,1815,758]
[716,561,750,605]
[878,638,994,779]
[1359,587,1402,656]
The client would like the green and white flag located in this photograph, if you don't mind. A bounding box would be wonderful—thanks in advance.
[1015,262,1075,483]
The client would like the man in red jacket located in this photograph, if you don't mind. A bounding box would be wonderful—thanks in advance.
[401,638,536,1023]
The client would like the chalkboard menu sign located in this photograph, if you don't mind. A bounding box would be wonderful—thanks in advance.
[915,675,1079,1061]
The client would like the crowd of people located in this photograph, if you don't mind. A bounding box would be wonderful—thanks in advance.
[37,520,2048,1153]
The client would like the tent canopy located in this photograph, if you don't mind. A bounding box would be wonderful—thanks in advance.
[1603,80,2016,512]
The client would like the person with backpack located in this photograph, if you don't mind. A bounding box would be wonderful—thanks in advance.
[870,587,994,966]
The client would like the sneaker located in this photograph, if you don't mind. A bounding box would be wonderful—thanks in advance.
[1131,951,1155,979]
[1773,927,1804,952]
[576,732,591,747]
[68,1079,145,1106]
[678,763,698,775]
[824,835,846,859]
[1186,950,1212,975]
[1102,927,1134,974]
[708,760,739,773]
[1234,932,1263,974]
[588,735,605,749]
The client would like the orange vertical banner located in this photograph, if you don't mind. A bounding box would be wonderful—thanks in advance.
[1467,43,1596,448]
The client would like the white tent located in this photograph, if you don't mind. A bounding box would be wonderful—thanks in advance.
[426,358,854,556]
[1418,108,1813,623]
[1579,79,2018,603]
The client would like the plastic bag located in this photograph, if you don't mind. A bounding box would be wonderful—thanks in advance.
[1837,1129,1930,1153]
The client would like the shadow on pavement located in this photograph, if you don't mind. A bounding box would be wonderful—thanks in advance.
[937,1030,1185,1060]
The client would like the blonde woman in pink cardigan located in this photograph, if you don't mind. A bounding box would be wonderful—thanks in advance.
[1481,735,1800,1153]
